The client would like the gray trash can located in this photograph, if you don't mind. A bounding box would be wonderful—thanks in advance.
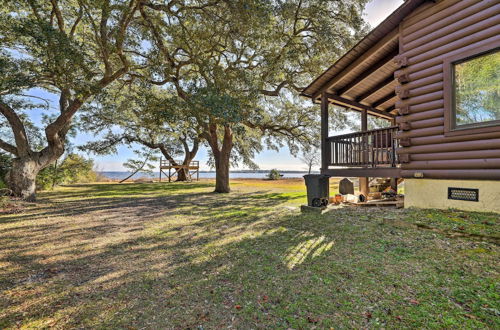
[304,174,330,207]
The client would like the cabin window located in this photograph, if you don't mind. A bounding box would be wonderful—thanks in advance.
[451,49,500,130]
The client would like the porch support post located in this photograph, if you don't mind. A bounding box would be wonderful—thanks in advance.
[390,178,398,192]
[361,109,368,131]
[359,177,369,198]
[360,109,369,198]
[320,93,329,172]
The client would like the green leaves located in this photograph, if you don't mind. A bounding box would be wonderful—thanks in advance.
[36,153,96,189]
[455,51,500,126]
[188,85,245,124]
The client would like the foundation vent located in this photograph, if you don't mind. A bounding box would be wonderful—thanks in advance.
[448,188,479,202]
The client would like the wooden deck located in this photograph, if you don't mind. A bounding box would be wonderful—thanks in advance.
[159,159,200,182]
[323,126,402,178]
[322,167,401,178]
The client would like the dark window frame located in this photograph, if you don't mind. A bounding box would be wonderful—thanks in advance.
[443,41,500,137]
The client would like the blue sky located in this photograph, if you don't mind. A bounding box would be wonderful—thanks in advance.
[21,0,403,172]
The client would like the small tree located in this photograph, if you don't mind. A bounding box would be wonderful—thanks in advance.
[81,82,200,182]
[299,147,320,174]
[36,153,97,190]
[0,151,12,188]
[267,169,282,180]
[120,149,158,183]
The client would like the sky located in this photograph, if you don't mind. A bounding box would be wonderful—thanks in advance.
[18,0,404,172]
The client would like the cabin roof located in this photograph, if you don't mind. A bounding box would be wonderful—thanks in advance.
[301,0,427,118]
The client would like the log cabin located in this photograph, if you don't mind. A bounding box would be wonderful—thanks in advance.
[301,0,500,213]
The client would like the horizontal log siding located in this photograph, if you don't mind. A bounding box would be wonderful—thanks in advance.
[400,169,500,180]
[408,132,500,147]
[403,117,445,130]
[410,150,500,161]
[396,0,500,179]
[402,0,474,35]
[403,0,496,45]
[396,109,444,123]
[404,2,500,50]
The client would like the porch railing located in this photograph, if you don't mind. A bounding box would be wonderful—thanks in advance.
[327,126,400,167]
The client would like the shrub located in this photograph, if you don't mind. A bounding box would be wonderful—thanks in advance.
[0,152,12,187]
[266,169,282,180]
[37,154,98,190]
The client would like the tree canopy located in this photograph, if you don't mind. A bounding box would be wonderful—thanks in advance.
[1,0,370,197]
[0,0,142,199]
[131,0,369,192]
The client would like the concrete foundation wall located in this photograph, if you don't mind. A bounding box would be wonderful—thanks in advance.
[405,179,500,213]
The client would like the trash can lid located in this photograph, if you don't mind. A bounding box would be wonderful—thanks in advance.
[303,174,329,178]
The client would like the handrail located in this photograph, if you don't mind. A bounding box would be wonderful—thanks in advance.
[160,159,200,166]
[327,125,399,141]
[327,126,400,167]
[159,159,200,182]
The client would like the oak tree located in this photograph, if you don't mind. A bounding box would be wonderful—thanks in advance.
[139,0,368,192]
[0,0,141,200]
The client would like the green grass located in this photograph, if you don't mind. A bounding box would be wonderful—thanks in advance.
[0,179,498,329]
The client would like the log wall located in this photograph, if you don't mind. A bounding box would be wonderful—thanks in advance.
[394,0,500,180]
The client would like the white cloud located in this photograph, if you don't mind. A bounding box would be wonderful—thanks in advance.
[94,161,127,172]
[364,0,404,27]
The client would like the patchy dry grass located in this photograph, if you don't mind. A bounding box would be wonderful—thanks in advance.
[0,179,499,329]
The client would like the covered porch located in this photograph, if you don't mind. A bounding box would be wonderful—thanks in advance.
[318,92,401,180]
[299,1,423,197]
[317,92,402,196]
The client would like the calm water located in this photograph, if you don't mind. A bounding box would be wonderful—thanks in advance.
[99,171,314,180]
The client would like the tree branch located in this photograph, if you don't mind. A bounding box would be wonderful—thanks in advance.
[49,0,66,34]
[0,137,18,156]
[0,101,30,156]
[70,5,84,37]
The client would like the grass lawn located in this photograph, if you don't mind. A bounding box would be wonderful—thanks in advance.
[0,179,499,329]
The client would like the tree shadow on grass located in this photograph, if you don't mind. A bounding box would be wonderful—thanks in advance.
[0,187,498,329]
[0,185,306,327]
[38,182,215,200]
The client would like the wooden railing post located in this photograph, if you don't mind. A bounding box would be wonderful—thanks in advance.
[321,93,329,171]
[359,109,369,196]
[361,109,368,165]
[328,126,400,169]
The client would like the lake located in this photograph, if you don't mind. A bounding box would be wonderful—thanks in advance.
[99,171,314,180]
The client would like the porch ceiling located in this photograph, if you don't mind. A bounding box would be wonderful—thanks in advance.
[301,0,428,119]
[308,32,399,118]
[322,39,399,118]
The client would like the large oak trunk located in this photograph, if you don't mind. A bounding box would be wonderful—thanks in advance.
[204,124,233,193]
[6,158,40,202]
[176,168,189,182]
[175,157,193,182]
[214,149,231,193]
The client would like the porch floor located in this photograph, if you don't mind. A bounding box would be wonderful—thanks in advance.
[322,167,401,178]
